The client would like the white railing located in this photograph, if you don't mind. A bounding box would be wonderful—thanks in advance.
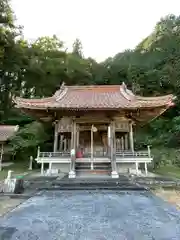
[38,151,70,158]
[36,146,151,159]
[116,151,149,158]
[37,151,150,159]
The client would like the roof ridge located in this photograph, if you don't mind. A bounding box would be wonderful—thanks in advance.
[54,82,68,101]
[66,85,122,88]
[136,94,174,101]
[119,83,135,101]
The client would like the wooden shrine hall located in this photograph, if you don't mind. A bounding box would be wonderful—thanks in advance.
[14,83,175,178]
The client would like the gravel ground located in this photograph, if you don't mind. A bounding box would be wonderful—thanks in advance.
[0,190,180,239]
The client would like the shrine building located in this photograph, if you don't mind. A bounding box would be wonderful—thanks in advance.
[14,83,175,178]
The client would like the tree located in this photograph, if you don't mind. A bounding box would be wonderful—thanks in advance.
[9,121,51,160]
[72,38,83,58]
[0,0,23,121]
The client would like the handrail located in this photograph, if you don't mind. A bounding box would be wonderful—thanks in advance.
[39,152,70,158]
[37,150,151,158]
[116,151,149,157]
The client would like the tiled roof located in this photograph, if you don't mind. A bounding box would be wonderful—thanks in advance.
[14,83,175,110]
[0,125,19,142]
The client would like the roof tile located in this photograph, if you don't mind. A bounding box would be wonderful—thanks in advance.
[14,84,175,110]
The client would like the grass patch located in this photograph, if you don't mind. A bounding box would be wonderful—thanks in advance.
[0,161,34,180]
[154,165,180,179]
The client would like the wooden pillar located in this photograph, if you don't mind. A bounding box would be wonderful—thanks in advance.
[64,139,67,152]
[145,162,148,175]
[107,125,111,156]
[37,146,40,158]
[129,122,134,152]
[121,136,124,150]
[73,120,77,152]
[147,145,151,158]
[77,126,79,148]
[0,143,4,171]
[125,134,128,150]
[29,156,33,170]
[59,134,63,151]
[91,125,94,170]
[41,162,44,175]
[53,121,58,152]
[70,126,73,150]
[49,162,52,174]
[117,138,120,151]
[135,162,139,175]
[113,124,116,156]
[108,125,111,146]
[69,118,76,178]
[111,121,119,178]
[110,122,113,165]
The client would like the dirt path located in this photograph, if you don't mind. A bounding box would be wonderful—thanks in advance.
[153,189,180,209]
[0,197,25,217]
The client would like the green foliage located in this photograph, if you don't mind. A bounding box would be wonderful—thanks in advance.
[9,121,50,159]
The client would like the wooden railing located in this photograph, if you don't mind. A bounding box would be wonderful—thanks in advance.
[38,151,70,158]
[37,151,151,158]
[116,151,150,158]
[82,151,109,158]
[36,145,151,159]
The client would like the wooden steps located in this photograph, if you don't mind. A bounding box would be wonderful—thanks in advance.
[75,162,112,177]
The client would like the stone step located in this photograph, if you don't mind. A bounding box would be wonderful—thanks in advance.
[76,170,111,176]
[76,163,111,171]
[76,167,111,171]
[39,185,147,191]
[24,174,149,191]
[52,179,132,187]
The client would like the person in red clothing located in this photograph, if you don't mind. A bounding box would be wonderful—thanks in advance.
[76,145,83,158]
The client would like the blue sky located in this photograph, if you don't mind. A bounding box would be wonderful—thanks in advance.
[11,0,180,61]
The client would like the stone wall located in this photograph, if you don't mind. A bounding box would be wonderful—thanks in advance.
[51,163,70,173]
[116,163,135,173]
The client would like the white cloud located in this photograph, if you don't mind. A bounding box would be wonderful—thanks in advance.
[11,0,180,61]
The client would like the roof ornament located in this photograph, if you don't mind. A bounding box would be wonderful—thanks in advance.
[54,81,68,102]
[120,82,134,101]
[60,81,66,90]
[122,82,127,90]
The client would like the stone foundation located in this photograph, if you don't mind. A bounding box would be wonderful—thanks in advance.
[51,163,70,173]
[116,163,136,174]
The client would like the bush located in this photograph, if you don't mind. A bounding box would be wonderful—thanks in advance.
[152,148,180,169]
